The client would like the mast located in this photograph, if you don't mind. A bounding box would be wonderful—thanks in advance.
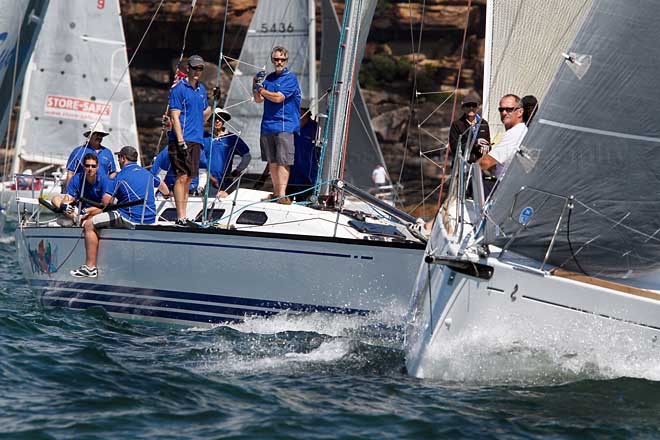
[308,0,316,115]
[318,0,377,195]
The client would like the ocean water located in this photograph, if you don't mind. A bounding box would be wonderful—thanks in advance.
[2,223,660,439]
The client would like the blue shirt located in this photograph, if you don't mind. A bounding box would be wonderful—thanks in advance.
[168,77,209,144]
[66,172,111,207]
[151,146,205,190]
[66,145,116,177]
[260,68,301,135]
[202,131,250,183]
[290,119,319,186]
[105,162,160,224]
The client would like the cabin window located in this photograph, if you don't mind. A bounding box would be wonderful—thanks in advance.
[194,208,226,222]
[236,210,268,226]
[160,208,178,222]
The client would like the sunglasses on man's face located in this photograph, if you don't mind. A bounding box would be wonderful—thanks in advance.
[273,57,288,63]
[84,164,97,169]
[498,106,521,113]
[463,103,478,109]
[189,65,204,71]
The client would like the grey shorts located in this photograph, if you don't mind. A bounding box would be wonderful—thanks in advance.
[92,211,134,229]
[260,132,295,166]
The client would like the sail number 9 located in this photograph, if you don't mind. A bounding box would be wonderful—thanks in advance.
[260,23,295,33]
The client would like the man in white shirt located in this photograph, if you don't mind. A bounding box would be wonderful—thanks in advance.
[479,94,528,179]
[371,164,387,187]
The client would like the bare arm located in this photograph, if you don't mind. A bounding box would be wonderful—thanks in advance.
[169,109,183,143]
[203,106,212,122]
[478,154,498,172]
[157,180,171,198]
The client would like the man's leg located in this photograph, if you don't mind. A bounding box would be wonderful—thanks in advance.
[274,164,290,197]
[83,219,100,268]
[268,163,280,196]
[174,174,189,219]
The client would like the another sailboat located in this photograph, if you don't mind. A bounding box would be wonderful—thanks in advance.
[14,0,426,328]
[0,0,139,217]
[405,0,660,379]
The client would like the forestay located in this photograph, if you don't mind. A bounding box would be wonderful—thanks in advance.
[12,0,138,171]
[488,0,660,278]
[224,0,311,175]
[319,0,386,190]
[483,0,593,134]
[0,0,48,149]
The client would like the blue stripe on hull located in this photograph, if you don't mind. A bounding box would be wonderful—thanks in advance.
[43,298,244,325]
[32,280,370,324]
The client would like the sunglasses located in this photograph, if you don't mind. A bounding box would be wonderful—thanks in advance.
[498,106,521,113]
[189,65,204,71]
[272,57,288,63]
[84,164,97,168]
[463,103,478,109]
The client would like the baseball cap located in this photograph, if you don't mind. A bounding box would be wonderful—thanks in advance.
[461,93,481,106]
[115,146,138,162]
[188,55,204,67]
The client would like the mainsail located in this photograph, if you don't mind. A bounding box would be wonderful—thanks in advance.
[0,0,48,149]
[482,0,593,134]
[224,0,311,176]
[488,0,660,278]
[12,0,138,172]
[319,0,386,190]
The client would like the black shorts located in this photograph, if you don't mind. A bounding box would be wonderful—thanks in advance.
[168,140,201,178]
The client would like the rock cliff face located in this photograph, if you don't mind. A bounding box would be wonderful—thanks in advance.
[120,0,486,212]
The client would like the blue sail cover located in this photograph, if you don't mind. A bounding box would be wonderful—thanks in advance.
[0,0,48,152]
[488,0,660,278]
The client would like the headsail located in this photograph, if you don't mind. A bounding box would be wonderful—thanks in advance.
[0,0,48,149]
[482,0,593,134]
[224,0,311,175]
[319,0,386,190]
[488,0,660,278]
[12,0,138,172]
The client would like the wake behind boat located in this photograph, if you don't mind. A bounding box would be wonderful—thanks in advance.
[405,0,660,379]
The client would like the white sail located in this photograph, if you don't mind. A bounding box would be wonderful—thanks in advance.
[483,0,593,134]
[0,0,48,149]
[12,0,139,173]
[224,0,311,175]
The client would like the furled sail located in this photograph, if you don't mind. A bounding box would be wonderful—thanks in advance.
[319,0,386,190]
[12,0,138,171]
[224,0,311,175]
[320,0,378,191]
[482,0,593,134]
[488,0,660,278]
[0,0,48,149]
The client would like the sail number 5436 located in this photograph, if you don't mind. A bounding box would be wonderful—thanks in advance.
[260,23,295,33]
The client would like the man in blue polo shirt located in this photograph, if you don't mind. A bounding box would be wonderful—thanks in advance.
[202,108,251,196]
[65,122,117,189]
[151,146,207,195]
[52,153,111,220]
[253,46,301,205]
[70,146,170,278]
[168,54,212,224]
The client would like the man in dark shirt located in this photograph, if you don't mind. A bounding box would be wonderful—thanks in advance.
[448,93,491,163]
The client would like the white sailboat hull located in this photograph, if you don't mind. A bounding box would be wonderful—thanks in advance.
[16,223,423,327]
[405,238,660,379]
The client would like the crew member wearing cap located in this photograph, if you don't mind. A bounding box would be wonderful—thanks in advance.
[65,122,117,188]
[448,92,490,164]
[202,108,251,196]
[287,100,318,200]
[70,146,170,278]
[168,54,212,224]
[253,45,301,205]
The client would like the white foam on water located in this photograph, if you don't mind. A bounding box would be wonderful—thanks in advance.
[198,339,351,375]
[0,234,15,244]
[417,311,660,386]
